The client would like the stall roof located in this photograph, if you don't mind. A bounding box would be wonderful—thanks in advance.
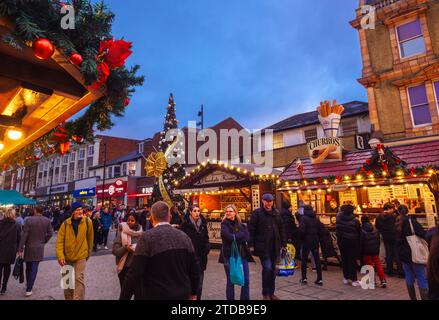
[0,190,36,205]
[280,139,439,181]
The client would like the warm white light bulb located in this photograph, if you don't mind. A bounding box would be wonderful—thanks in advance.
[7,129,23,140]
[0,142,4,151]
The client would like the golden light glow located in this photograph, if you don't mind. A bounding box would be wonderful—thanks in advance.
[0,142,4,152]
[344,176,350,181]
[356,175,362,180]
[382,171,387,176]
[397,171,403,176]
[7,129,23,141]
[327,188,332,192]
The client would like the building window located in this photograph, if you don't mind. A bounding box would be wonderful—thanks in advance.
[114,165,121,178]
[88,145,94,156]
[106,167,112,179]
[77,168,84,180]
[434,81,439,112]
[129,162,136,176]
[273,133,284,149]
[55,157,61,166]
[68,170,74,182]
[63,155,68,164]
[79,149,85,160]
[61,171,67,183]
[341,119,358,136]
[407,84,432,126]
[70,152,76,162]
[122,163,127,176]
[396,19,426,58]
[138,142,144,154]
[304,128,318,143]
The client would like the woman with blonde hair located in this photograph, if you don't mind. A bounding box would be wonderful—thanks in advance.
[0,208,21,295]
[219,204,254,300]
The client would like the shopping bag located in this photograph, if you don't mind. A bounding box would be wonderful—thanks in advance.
[276,245,296,277]
[229,236,245,287]
[12,257,24,283]
[407,219,429,265]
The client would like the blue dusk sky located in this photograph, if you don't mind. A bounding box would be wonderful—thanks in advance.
[98,0,367,140]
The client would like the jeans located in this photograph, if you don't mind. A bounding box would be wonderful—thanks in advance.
[25,261,40,292]
[301,245,322,281]
[338,239,359,281]
[402,262,428,289]
[223,258,250,300]
[0,264,11,290]
[363,256,386,282]
[102,230,110,246]
[260,256,276,296]
[384,240,403,274]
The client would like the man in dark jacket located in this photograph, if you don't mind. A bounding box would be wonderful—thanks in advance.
[299,205,323,285]
[248,193,287,300]
[376,203,403,276]
[280,201,298,250]
[120,201,200,300]
[139,205,152,232]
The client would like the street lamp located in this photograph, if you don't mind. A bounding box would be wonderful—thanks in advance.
[101,143,107,207]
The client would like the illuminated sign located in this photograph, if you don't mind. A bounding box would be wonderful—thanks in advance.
[73,188,96,198]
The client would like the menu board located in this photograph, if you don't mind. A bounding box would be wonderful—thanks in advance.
[221,193,251,211]
[339,189,357,206]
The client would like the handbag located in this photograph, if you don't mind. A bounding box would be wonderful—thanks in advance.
[229,236,245,287]
[406,219,429,265]
[12,257,24,284]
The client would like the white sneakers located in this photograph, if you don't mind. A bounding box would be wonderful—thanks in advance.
[104,246,109,250]
[351,281,361,287]
[343,278,350,285]
[25,291,32,297]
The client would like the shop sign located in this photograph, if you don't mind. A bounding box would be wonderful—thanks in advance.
[195,171,244,186]
[174,187,219,195]
[307,138,343,164]
[47,184,68,194]
[97,179,127,197]
[330,184,349,192]
[141,187,153,195]
[207,221,222,245]
[73,188,96,198]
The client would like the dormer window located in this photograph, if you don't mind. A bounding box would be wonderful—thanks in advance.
[138,142,144,154]
[396,19,426,58]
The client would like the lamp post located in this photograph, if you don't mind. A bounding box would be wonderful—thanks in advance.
[48,158,55,207]
[101,143,107,207]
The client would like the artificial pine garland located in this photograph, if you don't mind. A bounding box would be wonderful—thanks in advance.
[0,0,144,169]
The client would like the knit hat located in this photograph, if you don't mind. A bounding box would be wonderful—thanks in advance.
[71,202,83,212]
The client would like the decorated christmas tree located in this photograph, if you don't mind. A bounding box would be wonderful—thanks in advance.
[148,94,186,211]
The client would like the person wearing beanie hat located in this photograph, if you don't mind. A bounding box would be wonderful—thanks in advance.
[71,202,83,213]
[336,204,361,286]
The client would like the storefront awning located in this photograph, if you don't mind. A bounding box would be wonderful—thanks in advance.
[280,140,439,183]
[0,190,36,205]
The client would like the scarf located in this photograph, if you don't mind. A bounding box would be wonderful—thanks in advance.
[190,216,202,232]
[117,222,143,273]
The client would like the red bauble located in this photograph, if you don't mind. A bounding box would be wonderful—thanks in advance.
[32,38,55,60]
[124,98,130,106]
[69,53,83,65]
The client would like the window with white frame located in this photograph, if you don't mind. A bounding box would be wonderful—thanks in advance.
[304,128,318,143]
[407,83,432,126]
[114,165,121,178]
[70,152,76,162]
[55,157,61,166]
[88,145,94,156]
[341,119,358,136]
[63,155,68,164]
[129,162,136,176]
[68,170,74,182]
[122,163,127,176]
[79,149,85,160]
[396,19,426,58]
[138,142,144,154]
[273,133,284,149]
[106,167,113,179]
[77,168,84,180]
[61,171,67,183]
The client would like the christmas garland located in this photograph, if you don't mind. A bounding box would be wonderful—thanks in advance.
[0,0,144,169]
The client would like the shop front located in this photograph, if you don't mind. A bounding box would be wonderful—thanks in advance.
[177,161,281,245]
[127,177,155,208]
[96,178,128,207]
[74,178,97,207]
[35,182,74,208]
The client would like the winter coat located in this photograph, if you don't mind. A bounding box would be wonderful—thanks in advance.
[280,208,298,243]
[56,217,94,263]
[248,207,287,260]
[298,209,322,249]
[0,219,21,264]
[112,224,143,269]
[396,216,426,264]
[336,211,361,241]
[18,215,53,262]
[180,214,210,271]
[100,211,113,231]
[360,222,380,256]
[375,212,398,243]
[219,218,254,264]
[319,222,337,258]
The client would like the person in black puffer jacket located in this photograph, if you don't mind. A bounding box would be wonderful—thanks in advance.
[280,201,299,252]
[180,205,210,300]
[336,204,361,286]
[396,205,428,300]
[319,222,341,270]
[360,216,387,288]
[376,203,403,276]
[299,205,323,285]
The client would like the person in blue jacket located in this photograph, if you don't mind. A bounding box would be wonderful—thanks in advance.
[219,204,254,300]
[100,206,113,250]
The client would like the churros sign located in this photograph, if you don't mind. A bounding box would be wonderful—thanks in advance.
[307,100,344,164]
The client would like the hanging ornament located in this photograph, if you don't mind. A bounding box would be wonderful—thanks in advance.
[71,135,84,143]
[295,158,304,180]
[124,98,130,106]
[59,141,71,155]
[32,38,55,60]
[377,144,385,161]
[69,52,83,65]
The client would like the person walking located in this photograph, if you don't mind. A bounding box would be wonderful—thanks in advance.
[298,205,323,285]
[248,193,287,300]
[18,206,53,297]
[139,205,151,231]
[336,204,361,286]
[15,210,25,227]
[219,204,254,300]
[0,209,21,295]
[319,221,341,270]
[100,206,113,250]
[428,230,439,300]
[395,205,428,300]
[112,211,143,299]
[92,211,104,251]
[56,202,94,300]
[120,201,200,300]
[360,216,387,288]
[170,206,183,227]
[376,203,403,276]
[180,205,210,300]
[280,201,299,255]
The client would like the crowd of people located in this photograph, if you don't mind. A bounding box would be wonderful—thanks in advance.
[0,195,438,301]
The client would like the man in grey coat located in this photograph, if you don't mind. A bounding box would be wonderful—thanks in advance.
[19,206,53,297]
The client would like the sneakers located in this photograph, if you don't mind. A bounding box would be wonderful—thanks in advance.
[342,278,350,285]
[381,281,387,289]
[104,246,109,250]
[351,281,361,287]
[315,280,323,286]
[311,268,317,273]
[300,278,308,284]
[25,291,33,297]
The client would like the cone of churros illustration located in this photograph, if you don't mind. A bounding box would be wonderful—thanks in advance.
[317,100,345,138]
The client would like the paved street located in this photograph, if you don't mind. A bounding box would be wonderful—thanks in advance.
[0,230,411,301]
